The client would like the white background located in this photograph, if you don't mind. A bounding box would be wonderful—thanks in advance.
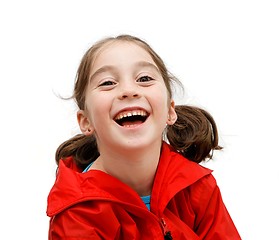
[0,0,278,239]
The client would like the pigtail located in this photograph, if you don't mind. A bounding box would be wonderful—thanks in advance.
[55,134,99,169]
[166,105,222,163]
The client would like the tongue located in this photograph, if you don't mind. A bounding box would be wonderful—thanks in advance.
[122,120,143,127]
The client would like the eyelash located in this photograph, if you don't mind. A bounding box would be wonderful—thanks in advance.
[137,75,154,82]
[97,75,154,88]
[99,80,116,87]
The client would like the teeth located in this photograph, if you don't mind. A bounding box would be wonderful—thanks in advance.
[115,110,147,120]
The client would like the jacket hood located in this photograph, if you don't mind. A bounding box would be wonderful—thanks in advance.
[47,142,212,217]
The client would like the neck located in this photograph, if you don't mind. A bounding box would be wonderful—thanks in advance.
[93,141,162,196]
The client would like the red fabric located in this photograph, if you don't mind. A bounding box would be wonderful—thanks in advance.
[47,142,241,239]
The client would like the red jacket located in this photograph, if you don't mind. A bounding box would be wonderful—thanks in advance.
[47,142,241,239]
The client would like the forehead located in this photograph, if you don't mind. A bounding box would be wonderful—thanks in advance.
[91,41,157,72]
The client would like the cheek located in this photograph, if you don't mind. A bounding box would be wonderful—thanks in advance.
[85,95,112,126]
[153,86,170,107]
[84,99,99,125]
[150,89,170,120]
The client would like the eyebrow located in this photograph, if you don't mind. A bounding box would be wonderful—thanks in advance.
[134,61,160,73]
[89,65,116,83]
[89,61,160,82]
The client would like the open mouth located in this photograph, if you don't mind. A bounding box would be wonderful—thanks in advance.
[114,110,149,127]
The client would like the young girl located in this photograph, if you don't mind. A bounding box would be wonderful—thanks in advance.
[47,34,241,239]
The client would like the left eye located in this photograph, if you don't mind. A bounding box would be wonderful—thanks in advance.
[137,76,154,82]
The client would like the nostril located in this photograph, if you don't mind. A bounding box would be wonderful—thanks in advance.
[120,92,139,99]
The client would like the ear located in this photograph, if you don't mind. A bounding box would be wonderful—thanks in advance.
[166,100,177,125]
[77,110,94,136]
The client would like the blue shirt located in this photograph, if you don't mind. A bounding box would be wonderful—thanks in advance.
[140,195,151,211]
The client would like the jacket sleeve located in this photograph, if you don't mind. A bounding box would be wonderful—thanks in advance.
[192,175,242,240]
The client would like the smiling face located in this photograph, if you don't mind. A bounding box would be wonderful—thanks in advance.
[77,41,177,154]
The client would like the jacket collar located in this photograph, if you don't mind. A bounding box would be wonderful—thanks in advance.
[151,142,212,215]
[47,142,212,216]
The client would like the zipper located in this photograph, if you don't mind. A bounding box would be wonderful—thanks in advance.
[160,218,173,240]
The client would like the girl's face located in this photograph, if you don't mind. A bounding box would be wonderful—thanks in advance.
[78,41,177,153]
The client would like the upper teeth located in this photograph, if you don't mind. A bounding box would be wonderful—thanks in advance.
[115,110,147,120]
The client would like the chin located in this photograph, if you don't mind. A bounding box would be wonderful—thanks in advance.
[120,138,161,151]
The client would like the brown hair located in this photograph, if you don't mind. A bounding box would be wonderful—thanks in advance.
[55,34,222,169]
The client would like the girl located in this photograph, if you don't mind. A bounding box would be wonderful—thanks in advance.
[47,35,241,239]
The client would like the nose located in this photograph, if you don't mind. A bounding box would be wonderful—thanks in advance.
[120,92,139,100]
[118,82,141,100]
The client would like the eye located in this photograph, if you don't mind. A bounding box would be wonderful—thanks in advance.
[99,80,116,87]
[137,75,154,82]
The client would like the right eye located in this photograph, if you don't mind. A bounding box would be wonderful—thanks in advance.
[99,80,116,87]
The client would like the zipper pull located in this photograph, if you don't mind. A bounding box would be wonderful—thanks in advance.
[160,218,173,240]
